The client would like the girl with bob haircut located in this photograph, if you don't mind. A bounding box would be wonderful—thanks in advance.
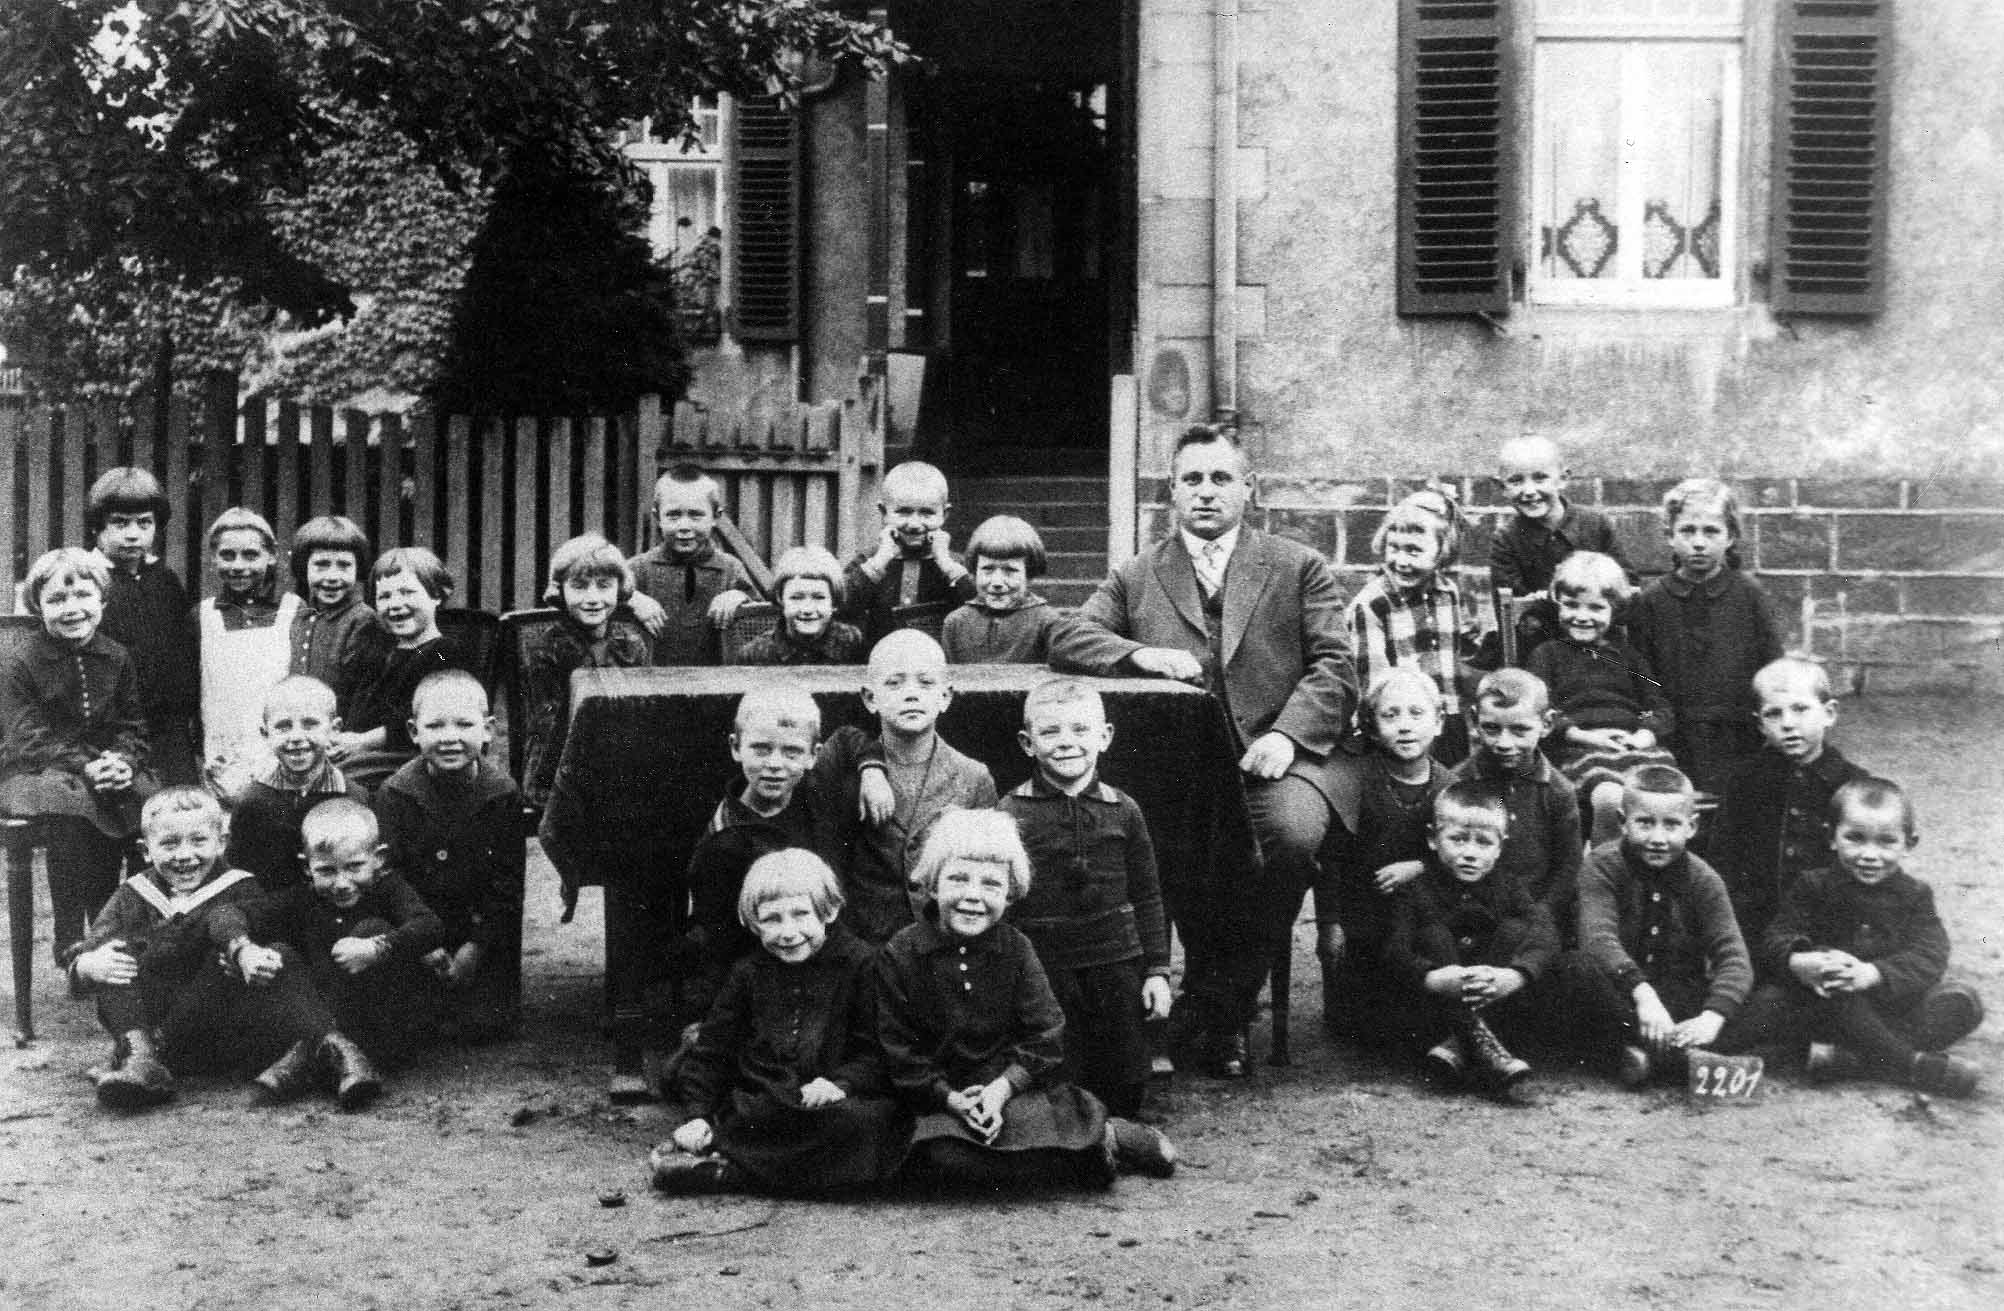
[650,848,910,1196]
[87,466,200,784]
[338,547,462,789]
[740,545,866,665]
[875,809,1177,1189]
[1,548,158,962]
[286,515,381,720]
[942,515,1061,664]
[521,535,651,805]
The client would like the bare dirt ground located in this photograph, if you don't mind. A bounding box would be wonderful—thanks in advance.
[4,694,2000,1311]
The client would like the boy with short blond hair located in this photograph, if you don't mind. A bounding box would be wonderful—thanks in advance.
[373,670,526,1041]
[1565,765,1754,1087]
[822,631,997,941]
[227,675,369,890]
[1735,780,1983,1098]
[1488,435,1630,659]
[842,461,977,647]
[248,798,445,1073]
[997,678,1171,1117]
[66,787,373,1110]
[1448,668,1582,934]
[1386,782,1557,1104]
[629,464,756,665]
[1711,656,1873,947]
[668,688,847,1029]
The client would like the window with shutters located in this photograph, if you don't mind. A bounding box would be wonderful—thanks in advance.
[625,98,728,342]
[1528,0,1743,308]
[731,96,802,342]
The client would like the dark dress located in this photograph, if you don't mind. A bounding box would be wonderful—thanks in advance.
[287,593,385,720]
[877,918,1111,1188]
[97,554,199,784]
[520,614,651,807]
[341,634,460,790]
[738,621,867,666]
[940,596,1063,664]
[1526,633,1679,793]
[666,926,910,1192]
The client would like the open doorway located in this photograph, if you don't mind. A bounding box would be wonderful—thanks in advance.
[897,0,1132,476]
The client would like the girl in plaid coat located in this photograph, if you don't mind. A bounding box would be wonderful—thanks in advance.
[1343,490,1477,763]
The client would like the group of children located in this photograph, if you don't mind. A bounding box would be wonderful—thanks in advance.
[0,442,1984,1200]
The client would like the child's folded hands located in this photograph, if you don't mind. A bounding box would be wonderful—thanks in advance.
[671,1118,715,1153]
[1669,1010,1725,1049]
[1632,984,1676,1047]
[331,935,386,975]
[798,1077,847,1109]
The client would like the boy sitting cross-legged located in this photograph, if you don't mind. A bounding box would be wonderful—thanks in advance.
[247,799,447,1078]
[650,849,910,1195]
[1445,668,1582,939]
[226,675,370,891]
[1711,656,1873,950]
[1561,765,1755,1088]
[665,687,846,1035]
[373,670,526,1041]
[1385,782,1558,1106]
[997,678,1172,1118]
[824,630,998,943]
[66,787,377,1111]
[1732,779,1984,1098]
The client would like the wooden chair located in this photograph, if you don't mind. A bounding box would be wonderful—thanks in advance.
[438,607,505,698]
[720,601,781,663]
[497,607,565,790]
[891,599,954,641]
[1,615,48,1044]
[1494,586,1547,667]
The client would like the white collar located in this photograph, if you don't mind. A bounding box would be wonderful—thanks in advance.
[1179,525,1241,564]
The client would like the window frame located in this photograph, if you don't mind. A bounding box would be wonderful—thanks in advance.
[1526,3,1746,309]
[624,96,733,317]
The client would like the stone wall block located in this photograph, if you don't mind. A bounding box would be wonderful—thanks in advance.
[1750,514,1834,571]
[1910,479,2004,509]
[1903,576,2004,616]
[1600,478,1680,509]
[1797,479,1905,510]
[1836,516,1945,572]
[1265,508,1339,557]
[1610,511,1670,574]
[1345,510,1386,565]
[1814,575,1904,614]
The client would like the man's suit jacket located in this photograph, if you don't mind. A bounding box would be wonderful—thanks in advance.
[1050,528,1363,826]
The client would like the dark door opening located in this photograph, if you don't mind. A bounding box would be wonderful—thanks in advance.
[898,2,1130,476]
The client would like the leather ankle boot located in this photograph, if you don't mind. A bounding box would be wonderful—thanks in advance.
[319,1032,383,1110]
[1804,1041,1865,1085]
[1315,923,1345,1034]
[96,1029,175,1110]
[253,1040,321,1103]
[1909,1052,1979,1099]
[1463,1015,1531,1091]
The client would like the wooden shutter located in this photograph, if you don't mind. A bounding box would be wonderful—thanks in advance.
[1397,0,1513,316]
[732,96,801,341]
[1771,0,1891,315]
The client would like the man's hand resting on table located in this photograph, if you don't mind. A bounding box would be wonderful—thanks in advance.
[1127,647,1204,684]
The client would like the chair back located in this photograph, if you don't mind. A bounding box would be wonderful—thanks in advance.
[0,615,44,767]
[1494,587,1545,667]
[720,601,781,663]
[890,600,954,641]
[498,608,565,783]
[438,608,504,695]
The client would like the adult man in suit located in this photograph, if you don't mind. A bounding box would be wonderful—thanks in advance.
[1052,425,1360,1075]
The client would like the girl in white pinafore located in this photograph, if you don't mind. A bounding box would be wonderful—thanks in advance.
[196,508,302,801]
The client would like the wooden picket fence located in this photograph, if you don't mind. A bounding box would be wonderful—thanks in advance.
[0,382,884,612]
